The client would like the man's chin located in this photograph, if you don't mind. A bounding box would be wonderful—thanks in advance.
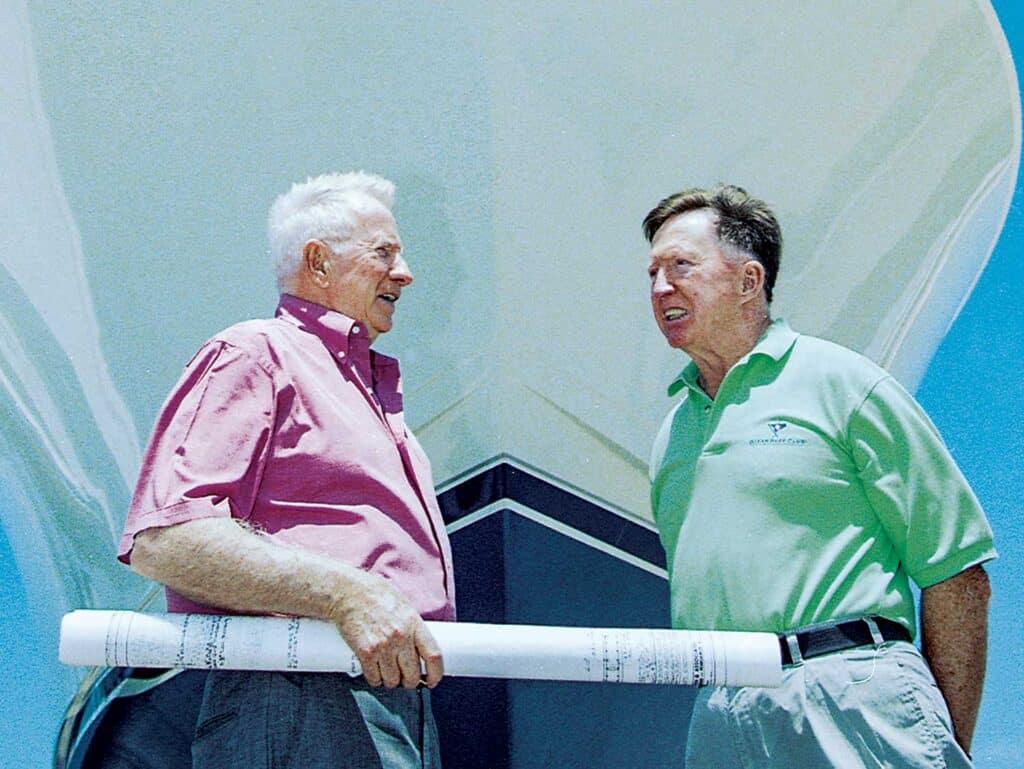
[368,318,392,340]
[659,329,689,350]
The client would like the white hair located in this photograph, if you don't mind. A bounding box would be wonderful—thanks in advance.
[267,171,396,290]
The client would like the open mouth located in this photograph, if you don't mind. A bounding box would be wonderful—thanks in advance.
[378,292,398,304]
[664,308,688,321]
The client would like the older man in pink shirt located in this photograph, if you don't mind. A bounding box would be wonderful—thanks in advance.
[96,172,454,769]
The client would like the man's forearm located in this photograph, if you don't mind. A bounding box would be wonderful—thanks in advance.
[130,517,444,688]
[131,517,374,621]
[920,564,991,754]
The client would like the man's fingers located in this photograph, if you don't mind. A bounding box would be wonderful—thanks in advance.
[360,654,383,687]
[378,651,402,689]
[396,643,424,689]
[416,628,445,688]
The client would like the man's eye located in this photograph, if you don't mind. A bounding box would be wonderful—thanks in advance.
[375,247,390,260]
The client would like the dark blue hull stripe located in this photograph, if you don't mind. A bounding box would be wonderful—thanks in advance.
[436,461,666,571]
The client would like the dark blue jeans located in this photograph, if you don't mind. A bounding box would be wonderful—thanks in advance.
[84,670,441,769]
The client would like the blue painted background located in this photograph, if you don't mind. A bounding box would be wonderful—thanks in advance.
[914,2,1023,765]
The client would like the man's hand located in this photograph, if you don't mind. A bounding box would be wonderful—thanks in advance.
[329,571,445,689]
[132,518,445,689]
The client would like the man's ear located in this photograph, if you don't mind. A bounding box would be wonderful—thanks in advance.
[741,260,766,301]
[303,240,330,287]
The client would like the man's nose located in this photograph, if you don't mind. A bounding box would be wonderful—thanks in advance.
[390,254,414,285]
[651,268,672,296]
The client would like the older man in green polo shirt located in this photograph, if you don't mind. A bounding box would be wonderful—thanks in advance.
[644,184,995,768]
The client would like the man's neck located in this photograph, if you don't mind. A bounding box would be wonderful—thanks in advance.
[691,312,772,399]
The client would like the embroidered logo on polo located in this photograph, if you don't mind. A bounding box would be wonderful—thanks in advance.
[749,420,808,446]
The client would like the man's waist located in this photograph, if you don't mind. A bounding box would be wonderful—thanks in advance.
[778,615,911,665]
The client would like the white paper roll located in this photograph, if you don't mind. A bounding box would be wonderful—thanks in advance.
[59,610,783,688]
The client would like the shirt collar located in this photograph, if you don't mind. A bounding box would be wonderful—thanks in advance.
[667,318,798,397]
[276,294,404,411]
[276,294,374,356]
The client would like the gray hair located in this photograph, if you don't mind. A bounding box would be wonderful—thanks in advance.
[267,171,396,290]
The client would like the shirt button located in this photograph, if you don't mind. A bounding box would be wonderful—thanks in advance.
[704,405,711,412]
[337,350,345,358]
[352,325,361,334]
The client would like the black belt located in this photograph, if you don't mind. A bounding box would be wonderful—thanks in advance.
[778,616,910,665]
[128,667,173,680]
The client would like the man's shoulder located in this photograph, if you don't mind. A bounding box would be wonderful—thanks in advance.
[788,332,888,383]
[212,316,291,345]
[773,332,897,416]
[200,316,303,373]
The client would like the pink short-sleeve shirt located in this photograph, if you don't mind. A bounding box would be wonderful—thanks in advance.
[119,294,455,620]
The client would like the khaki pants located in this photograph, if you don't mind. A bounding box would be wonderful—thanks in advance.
[686,642,972,769]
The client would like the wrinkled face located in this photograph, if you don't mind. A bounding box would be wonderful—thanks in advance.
[320,197,412,342]
[647,208,746,357]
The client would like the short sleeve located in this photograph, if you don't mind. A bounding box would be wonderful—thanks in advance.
[848,376,996,587]
[118,341,276,563]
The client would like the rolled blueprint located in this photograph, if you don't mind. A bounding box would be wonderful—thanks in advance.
[60,610,783,687]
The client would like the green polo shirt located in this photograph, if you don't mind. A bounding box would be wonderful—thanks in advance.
[650,319,996,638]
